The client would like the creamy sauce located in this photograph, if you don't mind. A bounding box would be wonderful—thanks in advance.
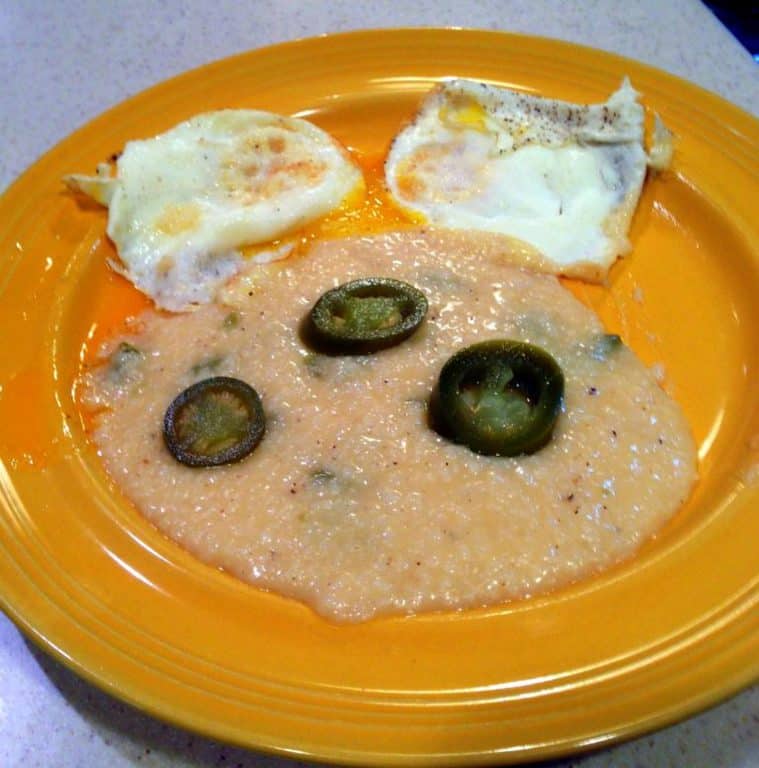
[81,230,697,622]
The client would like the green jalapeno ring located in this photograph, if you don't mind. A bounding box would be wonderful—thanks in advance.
[306,277,428,354]
[431,340,564,457]
[163,376,265,467]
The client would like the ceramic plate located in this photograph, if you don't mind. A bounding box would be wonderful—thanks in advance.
[0,29,757,765]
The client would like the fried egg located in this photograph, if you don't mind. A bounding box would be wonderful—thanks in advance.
[66,110,363,311]
[385,79,664,281]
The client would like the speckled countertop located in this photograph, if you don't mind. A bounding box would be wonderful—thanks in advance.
[0,2,757,767]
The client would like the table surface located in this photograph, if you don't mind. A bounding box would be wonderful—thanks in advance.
[0,1,757,766]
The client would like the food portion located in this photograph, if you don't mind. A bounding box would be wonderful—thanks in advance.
[65,110,363,310]
[80,230,697,623]
[385,79,659,281]
[69,78,696,623]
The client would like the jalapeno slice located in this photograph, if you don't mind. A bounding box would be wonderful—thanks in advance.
[163,376,265,467]
[307,277,428,354]
[432,340,564,457]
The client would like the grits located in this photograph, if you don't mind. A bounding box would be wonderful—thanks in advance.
[81,230,697,622]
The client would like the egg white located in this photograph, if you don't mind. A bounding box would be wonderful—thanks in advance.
[385,79,656,281]
[66,110,363,311]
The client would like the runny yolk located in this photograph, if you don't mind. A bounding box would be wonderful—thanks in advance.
[240,153,417,262]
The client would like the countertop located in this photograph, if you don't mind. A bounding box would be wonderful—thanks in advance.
[0,1,757,766]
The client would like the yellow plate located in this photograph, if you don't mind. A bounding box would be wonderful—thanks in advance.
[0,29,757,766]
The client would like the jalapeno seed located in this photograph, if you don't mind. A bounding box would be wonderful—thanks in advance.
[431,340,564,457]
[306,277,428,354]
[163,376,265,467]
